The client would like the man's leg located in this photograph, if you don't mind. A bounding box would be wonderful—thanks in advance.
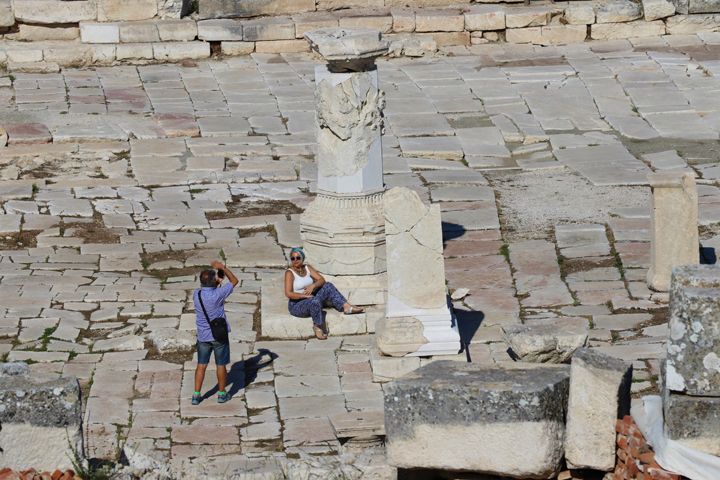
[194,364,208,393]
[216,365,227,393]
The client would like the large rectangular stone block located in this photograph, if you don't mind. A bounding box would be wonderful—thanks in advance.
[664,389,720,456]
[0,371,83,471]
[198,19,243,41]
[157,19,198,41]
[242,17,295,41]
[200,0,315,19]
[81,22,121,44]
[0,0,14,27]
[384,361,569,478]
[666,14,720,34]
[667,266,720,396]
[565,348,632,471]
[98,0,158,21]
[464,5,506,31]
[13,0,96,24]
[689,0,720,12]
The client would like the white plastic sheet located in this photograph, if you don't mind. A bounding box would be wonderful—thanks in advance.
[631,395,720,480]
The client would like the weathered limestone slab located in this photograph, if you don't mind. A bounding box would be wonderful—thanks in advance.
[565,349,632,471]
[643,0,676,20]
[663,388,720,456]
[503,323,588,363]
[98,0,158,21]
[376,187,460,357]
[591,20,667,40]
[595,0,643,23]
[0,371,83,471]
[0,0,13,27]
[200,0,315,19]
[666,14,720,34]
[198,19,244,41]
[13,0,97,24]
[301,28,389,277]
[385,361,569,478]
[647,172,699,292]
[666,266,720,396]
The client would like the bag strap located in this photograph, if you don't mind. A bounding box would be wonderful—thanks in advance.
[197,290,210,322]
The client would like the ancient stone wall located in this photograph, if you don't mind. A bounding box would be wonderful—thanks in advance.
[0,0,720,69]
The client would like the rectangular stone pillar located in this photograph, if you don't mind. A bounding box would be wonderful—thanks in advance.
[663,265,720,456]
[565,348,632,471]
[646,172,698,292]
[375,187,460,357]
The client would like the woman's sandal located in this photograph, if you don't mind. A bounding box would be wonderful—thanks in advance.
[344,305,364,315]
[313,325,327,340]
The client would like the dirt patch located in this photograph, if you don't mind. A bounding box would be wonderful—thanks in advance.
[490,169,650,241]
[62,216,120,244]
[207,196,303,221]
[0,230,40,249]
[141,249,191,269]
[560,257,616,276]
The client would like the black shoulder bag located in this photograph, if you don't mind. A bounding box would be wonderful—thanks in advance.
[198,291,229,345]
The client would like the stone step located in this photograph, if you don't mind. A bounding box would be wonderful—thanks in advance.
[260,277,384,340]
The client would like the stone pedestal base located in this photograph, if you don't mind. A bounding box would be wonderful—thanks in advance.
[300,192,386,276]
[376,295,461,357]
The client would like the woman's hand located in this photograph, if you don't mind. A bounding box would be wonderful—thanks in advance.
[302,286,315,296]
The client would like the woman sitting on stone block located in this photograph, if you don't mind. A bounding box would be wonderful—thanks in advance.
[284,247,364,340]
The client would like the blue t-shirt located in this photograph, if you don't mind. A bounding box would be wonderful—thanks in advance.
[194,283,233,342]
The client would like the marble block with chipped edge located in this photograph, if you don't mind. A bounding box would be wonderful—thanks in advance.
[378,187,460,357]
[663,387,720,456]
[503,323,588,363]
[565,348,632,471]
[0,375,83,471]
[384,361,569,477]
[667,267,720,396]
[304,28,389,63]
[646,172,699,292]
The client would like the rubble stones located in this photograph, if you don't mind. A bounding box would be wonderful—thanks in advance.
[384,361,569,477]
[503,323,588,363]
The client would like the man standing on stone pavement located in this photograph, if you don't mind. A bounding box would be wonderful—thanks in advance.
[192,260,238,405]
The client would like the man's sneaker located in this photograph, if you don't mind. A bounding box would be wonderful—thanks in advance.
[217,392,229,404]
[191,394,201,405]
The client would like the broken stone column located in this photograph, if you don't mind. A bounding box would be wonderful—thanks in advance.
[646,172,698,292]
[300,28,388,277]
[375,187,460,357]
[0,363,84,470]
[564,349,632,471]
[384,361,569,478]
[663,265,720,455]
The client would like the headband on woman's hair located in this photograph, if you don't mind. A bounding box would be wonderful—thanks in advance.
[290,247,305,260]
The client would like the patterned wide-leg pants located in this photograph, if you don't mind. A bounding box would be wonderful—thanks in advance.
[287,282,347,326]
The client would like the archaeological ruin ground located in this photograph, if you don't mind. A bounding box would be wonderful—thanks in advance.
[1,33,720,478]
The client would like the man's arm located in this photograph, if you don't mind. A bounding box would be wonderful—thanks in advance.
[212,260,239,287]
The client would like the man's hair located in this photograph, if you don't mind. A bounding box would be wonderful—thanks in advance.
[200,269,216,287]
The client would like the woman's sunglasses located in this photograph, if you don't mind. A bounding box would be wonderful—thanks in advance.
[290,256,302,261]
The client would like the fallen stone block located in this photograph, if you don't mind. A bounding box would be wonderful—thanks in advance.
[385,361,569,478]
[148,328,195,354]
[663,388,720,456]
[0,368,83,471]
[503,323,588,363]
[565,348,632,471]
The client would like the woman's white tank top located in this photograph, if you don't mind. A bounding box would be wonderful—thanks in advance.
[289,266,313,293]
